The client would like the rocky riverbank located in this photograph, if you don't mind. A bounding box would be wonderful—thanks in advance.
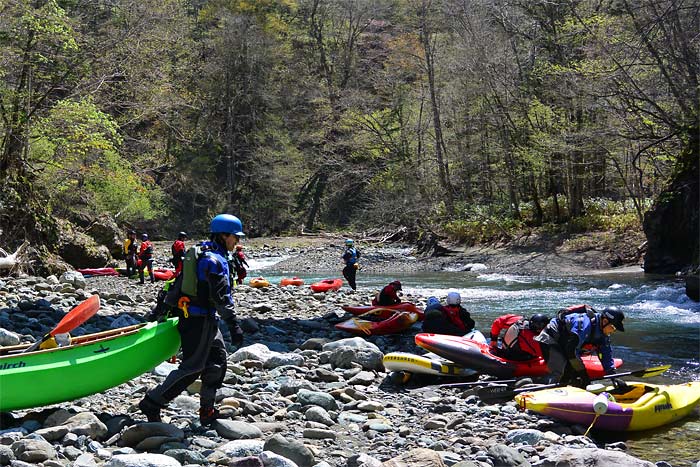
[0,248,678,467]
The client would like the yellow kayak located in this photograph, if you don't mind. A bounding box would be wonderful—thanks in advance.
[515,381,700,431]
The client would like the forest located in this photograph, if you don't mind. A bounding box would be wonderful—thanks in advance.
[0,0,697,274]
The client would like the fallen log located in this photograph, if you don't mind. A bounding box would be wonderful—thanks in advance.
[0,241,29,271]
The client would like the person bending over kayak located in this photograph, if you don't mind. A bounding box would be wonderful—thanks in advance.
[139,213,246,427]
[372,280,402,306]
[341,238,361,291]
[489,313,549,361]
[421,291,475,336]
[535,304,625,388]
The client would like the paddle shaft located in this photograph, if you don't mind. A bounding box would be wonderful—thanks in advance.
[477,365,671,402]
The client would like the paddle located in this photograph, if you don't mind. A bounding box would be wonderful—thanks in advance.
[439,378,517,389]
[24,295,101,353]
[476,365,672,403]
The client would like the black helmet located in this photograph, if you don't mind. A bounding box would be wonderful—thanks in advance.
[128,230,136,235]
[178,231,188,240]
[529,314,549,332]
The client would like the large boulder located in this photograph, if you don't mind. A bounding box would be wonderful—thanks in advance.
[56,219,113,268]
[86,215,123,259]
[643,134,699,274]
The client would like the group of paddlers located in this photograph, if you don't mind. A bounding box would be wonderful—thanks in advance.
[122,230,249,285]
[373,279,626,389]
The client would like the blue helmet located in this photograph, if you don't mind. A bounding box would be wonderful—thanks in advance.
[210,214,245,237]
[345,239,354,246]
[427,296,440,307]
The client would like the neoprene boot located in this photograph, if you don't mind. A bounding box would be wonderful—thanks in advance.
[138,396,162,423]
[199,407,224,426]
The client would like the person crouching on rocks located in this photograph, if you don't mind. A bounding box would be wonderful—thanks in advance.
[372,280,403,306]
[139,213,246,427]
[489,313,549,361]
[421,291,475,336]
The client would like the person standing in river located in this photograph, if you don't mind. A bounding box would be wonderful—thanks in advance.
[139,213,246,426]
[341,238,361,291]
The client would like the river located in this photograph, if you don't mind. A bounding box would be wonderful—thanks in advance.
[251,258,700,464]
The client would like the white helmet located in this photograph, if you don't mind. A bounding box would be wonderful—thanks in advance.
[446,291,461,305]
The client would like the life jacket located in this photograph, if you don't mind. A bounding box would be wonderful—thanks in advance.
[343,247,359,265]
[442,305,468,332]
[176,242,231,316]
[490,314,523,342]
[139,240,153,259]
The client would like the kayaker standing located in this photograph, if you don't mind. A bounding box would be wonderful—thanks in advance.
[171,231,188,276]
[421,291,475,336]
[535,304,625,388]
[139,213,246,427]
[123,230,138,277]
[489,313,549,361]
[232,244,249,285]
[138,233,155,284]
[372,280,403,306]
[341,238,361,291]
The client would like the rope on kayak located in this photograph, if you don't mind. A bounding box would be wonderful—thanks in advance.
[584,413,600,438]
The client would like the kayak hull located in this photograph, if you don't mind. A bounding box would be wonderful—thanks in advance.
[342,302,421,315]
[310,278,343,292]
[280,277,304,287]
[415,333,622,378]
[0,319,181,411]
[249,278,271,288]
[335,310,420,336]
[76,268,119,277]
[383,352,478,377]
[515,382,700,431]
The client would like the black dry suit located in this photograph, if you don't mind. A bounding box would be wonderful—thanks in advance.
[145,240,242,412]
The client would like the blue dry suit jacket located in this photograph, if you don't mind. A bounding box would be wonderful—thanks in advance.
[561,313,615,373]
[342,247,359,265]
[188,241,236,320]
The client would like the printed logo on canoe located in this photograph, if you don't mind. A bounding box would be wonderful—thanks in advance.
[0,361,26,370]
[654,403,673,412]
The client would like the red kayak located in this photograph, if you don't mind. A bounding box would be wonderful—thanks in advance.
[152,269,175,281]
[335,309,421,336]
[415,333,623,379]
[342,302,422,317]
[310,278,343,292]
[76,268,119,277]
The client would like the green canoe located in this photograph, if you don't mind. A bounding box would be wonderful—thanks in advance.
[0,318,180,411]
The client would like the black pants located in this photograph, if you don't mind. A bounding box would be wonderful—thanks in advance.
[540,336,589,387]
[125,256,137,277]
[139,258,155,283]
[343,264,357,290]
[147,314,227,409]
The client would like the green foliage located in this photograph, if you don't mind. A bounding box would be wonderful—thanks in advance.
[30,98,166,222]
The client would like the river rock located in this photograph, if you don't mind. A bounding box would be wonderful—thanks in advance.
[11,438,57,463]
[105,453,183,467]
[214,420,263,440]
[263,434,315,467]
[539,446,656,466]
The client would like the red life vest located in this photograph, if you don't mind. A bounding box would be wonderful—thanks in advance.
[442,305,468,331]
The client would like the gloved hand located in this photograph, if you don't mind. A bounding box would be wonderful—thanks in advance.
[489,341,499,351]
[224,317,244,348]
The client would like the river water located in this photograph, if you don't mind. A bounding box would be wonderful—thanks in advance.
[252,258,700,464]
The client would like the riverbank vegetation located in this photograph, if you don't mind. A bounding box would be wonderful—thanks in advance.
[0,0,697,273]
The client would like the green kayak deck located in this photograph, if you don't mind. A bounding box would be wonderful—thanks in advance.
[0,318,180,411]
